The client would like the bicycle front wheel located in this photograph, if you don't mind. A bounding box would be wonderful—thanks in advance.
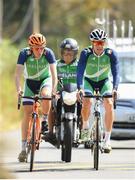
[61,120,73,162]
[30,119,36,172]
[93,117,99,170]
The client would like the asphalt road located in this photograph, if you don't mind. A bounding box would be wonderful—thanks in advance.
[0,130,135,179]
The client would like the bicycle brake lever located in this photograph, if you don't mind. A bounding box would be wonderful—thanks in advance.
[113,91,117,109]
[18,95,22,110]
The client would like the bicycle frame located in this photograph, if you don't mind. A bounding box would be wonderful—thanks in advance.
[18,95,51,171]
[83,90,116,170]
[27,101,41,150]
[90,96,104,170]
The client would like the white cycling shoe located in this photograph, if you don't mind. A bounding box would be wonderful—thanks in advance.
[102,141,112,153]
[81,129,90,142]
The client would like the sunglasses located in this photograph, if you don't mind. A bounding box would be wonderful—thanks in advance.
[63,50,74,56]
[32,46,45,50]
[92,41,105,46]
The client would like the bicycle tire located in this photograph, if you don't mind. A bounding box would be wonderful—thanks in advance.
[61,120,72,162]
[61,143,65,161]
[93,117,99,170]
[30,119,36,172]
[35,117,41,150]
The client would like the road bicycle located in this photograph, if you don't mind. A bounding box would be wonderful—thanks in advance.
[81,88,116,170]
[18,95,51,172]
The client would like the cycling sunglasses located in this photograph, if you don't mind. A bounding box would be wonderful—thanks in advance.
[31,45,45,50]
[92,41,105,46]
[62,49,74,56]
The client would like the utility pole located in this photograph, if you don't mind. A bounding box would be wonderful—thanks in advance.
[0,0,3,43]
[33,0,40,33]
[106,9,109,37]
[121,20,125,39]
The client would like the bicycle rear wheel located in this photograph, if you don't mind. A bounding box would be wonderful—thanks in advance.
[30,119,36,172]
[93,117,99,170]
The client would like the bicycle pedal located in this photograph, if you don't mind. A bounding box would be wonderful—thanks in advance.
[100,148,104,153]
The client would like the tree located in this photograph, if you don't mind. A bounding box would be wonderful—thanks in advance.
[0,0,3,43]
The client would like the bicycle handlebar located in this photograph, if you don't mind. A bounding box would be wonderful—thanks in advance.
[22,96,52,100]
[17,95,52,110]
[83,94,112,98]
[80,93,116,109]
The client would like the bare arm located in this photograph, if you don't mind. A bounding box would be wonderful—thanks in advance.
[49,63,58,94]
[15,64,24,95]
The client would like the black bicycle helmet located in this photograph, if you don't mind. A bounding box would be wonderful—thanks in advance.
[60,38,79,58]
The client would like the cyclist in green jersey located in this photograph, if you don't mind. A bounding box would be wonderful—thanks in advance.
[77,29,119,153]
[43,38,79,145]
[15,33,57,162]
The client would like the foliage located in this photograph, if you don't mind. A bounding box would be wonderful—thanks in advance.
[1,0,135,131]
[3,0,135,47]
[0,40,23,131]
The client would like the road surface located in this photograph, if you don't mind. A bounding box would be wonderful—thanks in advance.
[0,130,135,179]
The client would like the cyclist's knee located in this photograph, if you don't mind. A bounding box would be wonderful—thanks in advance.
[83,98,92,107]
[41,86,52,96]
[82,98,92,114]
[104,99,113,111]
[23,105,33,115]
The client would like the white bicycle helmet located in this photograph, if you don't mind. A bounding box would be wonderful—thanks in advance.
[89,28,107,41]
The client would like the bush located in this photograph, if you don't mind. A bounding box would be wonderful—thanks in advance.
[0,40,23,131]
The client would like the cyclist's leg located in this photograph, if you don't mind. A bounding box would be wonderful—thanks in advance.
[81,79,93,141]
[22,105,33,143]
[101,80,113,152]
[48,106,55,133]
[40,77,52,133]
[18,81,33,162]
[40,77,58,146]
[40,77,52,114]
[42,107,57,147]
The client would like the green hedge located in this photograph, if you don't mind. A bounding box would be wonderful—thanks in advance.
[0,40,23,131]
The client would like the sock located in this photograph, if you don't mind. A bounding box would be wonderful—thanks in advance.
[82,121,89,129]
[42,114,48,122]
[22,140,27,151]
[42,114,48,132]
[104,131,111,143]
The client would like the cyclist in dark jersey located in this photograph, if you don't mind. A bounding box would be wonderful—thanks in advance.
[42,38,79,146]
[15,33,57,162]
[77,28,119,153]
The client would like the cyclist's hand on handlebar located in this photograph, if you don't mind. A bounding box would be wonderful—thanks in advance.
[17,91,23,110]
[52,87,57,96]
[112,89,117,109]
[77,89,84,103]
[18,90,23,97]
[112,89,117,100]
[16,85,23,96]
[52,91,60,100]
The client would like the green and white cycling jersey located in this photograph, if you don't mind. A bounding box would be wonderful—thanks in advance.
[17,47,56,104]
[57,59,78,90]
[17,47,56,81]
[77,46,119,94]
